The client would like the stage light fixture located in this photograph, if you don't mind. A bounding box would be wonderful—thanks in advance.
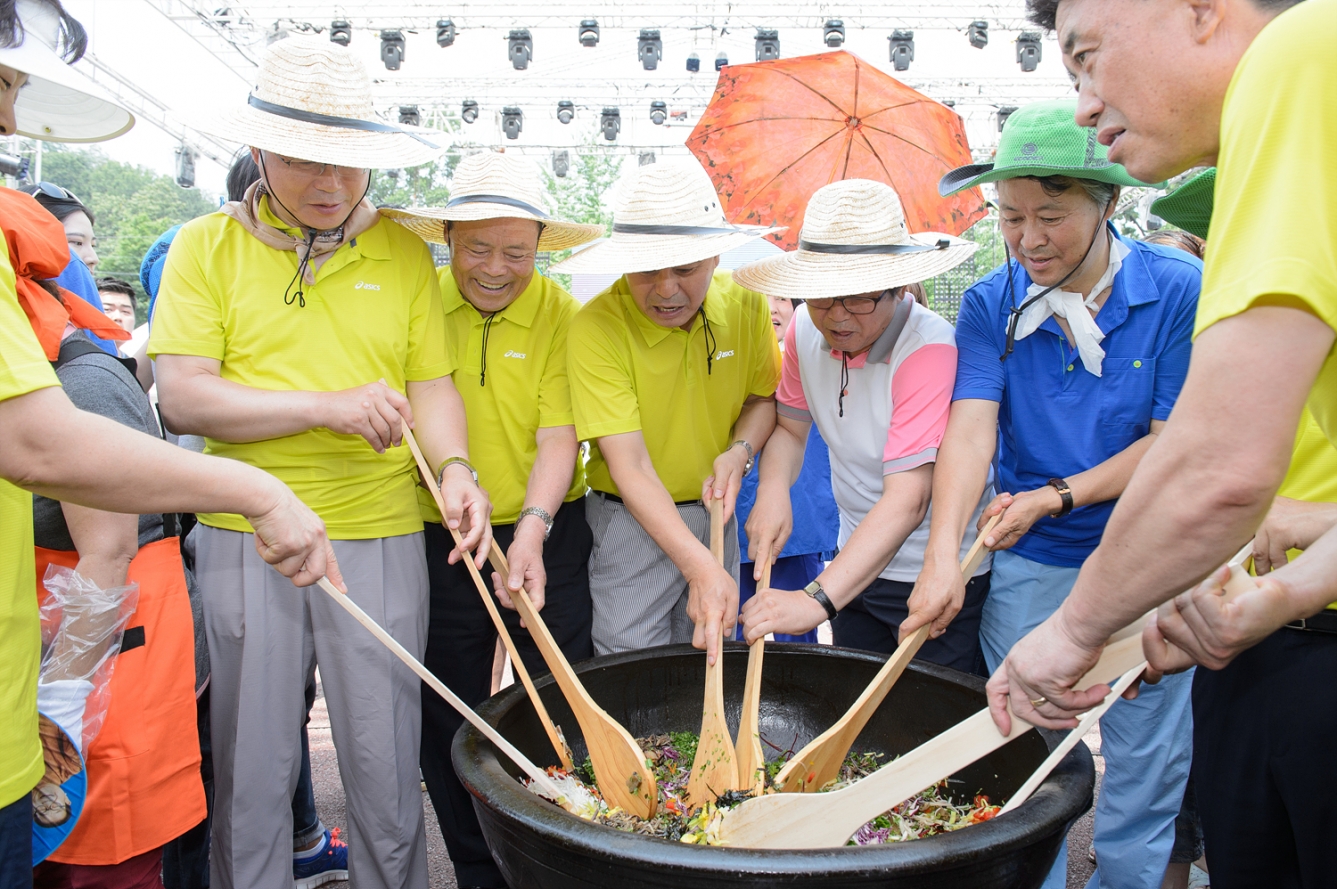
[943,99,956,108]
[436,19,456,48]
[380,30,405,70]
[823,19,845,47]
[715,51,728,71]
[638,29,662,71]
[461,99,479,124]
[556,100,575,124]
[398,105,421,127]
[1016,32,1042,71]
[553,150,570,179]
[578,19,599,47]
[755,28,780,61]
[686,51,700,72]
[888,30,914,71]
[639,151,656,166]
[329,20,351,46]
[968,20,988,49]
[175,144,196,189]
[508,29,533,70]
[0,153,29,180]
[998,105,1018,131]
[502,106,523,140]
[649,100,667,126]
[600,107,620,141]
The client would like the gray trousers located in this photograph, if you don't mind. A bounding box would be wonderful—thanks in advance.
[195,526,429,889]
[586,493,740,655]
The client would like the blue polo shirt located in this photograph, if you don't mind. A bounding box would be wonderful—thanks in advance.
[952,227,1201,567]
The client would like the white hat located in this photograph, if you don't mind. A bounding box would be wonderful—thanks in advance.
[380,152,604,252]
[0,0,133,142]
[194,36,444,170]
[548,158,784,275]
[732,179,977,299]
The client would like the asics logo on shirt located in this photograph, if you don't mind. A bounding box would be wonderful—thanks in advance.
[354,281,381,291]
[503,350,527,359]
[715,350,735,359]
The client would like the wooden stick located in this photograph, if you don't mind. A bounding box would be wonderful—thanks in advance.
[734,556,770,793]
[486,547,658,818]
[314,577,566,803]
[773,514,1001,793]
[400,427,572,770]
[687,496,741,804]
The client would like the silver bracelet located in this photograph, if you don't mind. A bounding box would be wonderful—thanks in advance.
[517,506,554,541]
[436,456,478,489]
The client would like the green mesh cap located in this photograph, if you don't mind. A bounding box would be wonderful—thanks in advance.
[1150,168,1215,239]
[939,99,1161,196]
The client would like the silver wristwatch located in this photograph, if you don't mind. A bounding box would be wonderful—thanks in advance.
[732,439,755,474]
[517,506,554,541]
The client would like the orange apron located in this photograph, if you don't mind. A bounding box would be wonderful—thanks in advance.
[35,537,206,865]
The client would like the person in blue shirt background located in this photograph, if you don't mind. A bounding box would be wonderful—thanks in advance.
[903,101,1201,889]
[735,292,839,643]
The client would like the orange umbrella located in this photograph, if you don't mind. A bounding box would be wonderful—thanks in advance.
[687,50,987,250]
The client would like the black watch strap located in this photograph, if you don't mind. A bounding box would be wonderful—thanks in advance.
[1048,477,1074,518]
[804,580,839,621]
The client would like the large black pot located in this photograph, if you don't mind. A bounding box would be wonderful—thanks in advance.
[452,643,1093,889]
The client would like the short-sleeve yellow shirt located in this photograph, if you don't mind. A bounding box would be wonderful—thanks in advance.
[1193,1,1337,447]
[0,232,61,808]
[568,270,781,502]
[150,199,454,539]
[419,268,586,525]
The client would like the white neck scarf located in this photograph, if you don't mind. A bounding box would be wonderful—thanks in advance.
[1013,234,1129,377]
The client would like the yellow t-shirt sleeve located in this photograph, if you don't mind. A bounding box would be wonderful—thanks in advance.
[148,228,226,361]
[537,295,577,429]
[404,244,455,382]
[0,249,60,400]
[1194,4,1337,340]
[569,309,642,440]
[745,289,782,398]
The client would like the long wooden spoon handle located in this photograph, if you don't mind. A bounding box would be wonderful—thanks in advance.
[401,427,572,769]
[314,577,565,801]
[736,557,770,789]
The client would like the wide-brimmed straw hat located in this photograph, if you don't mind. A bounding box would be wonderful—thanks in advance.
[1150,168,1214,239]
[733,179,977,299]
[193,36,444,170]
[939,99,1157,196]
[381,152,604,252]
[0,0,133,141]
[548,158,784,275]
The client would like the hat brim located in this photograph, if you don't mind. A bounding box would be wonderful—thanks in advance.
[732,234,978,300]
[191,104,445,170]
[1149,168,1215,240]
[0,41,134,142]
[548,227,785,275]
[939,161,1158,196]
[380,205,605,252]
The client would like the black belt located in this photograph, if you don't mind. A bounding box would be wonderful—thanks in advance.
[595,490,702,508]
[1285,609,1337,635]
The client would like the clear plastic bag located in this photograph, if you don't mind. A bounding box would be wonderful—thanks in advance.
[37,566,140,752]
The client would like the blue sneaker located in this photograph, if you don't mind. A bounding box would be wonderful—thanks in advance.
[293,827,348,889]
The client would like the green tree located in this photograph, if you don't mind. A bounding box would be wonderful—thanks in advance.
[541,144,623,288]
[368,109,464,209]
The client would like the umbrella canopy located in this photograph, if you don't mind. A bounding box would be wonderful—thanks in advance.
[687,51,987,250]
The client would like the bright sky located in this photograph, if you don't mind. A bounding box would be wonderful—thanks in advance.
[59,1,1075,202]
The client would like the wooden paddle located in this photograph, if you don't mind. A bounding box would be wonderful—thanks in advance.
[686,496,741,805]
[486,546,658,819]
[734,556,771,793]
[773,514,1002,793]
[400,427,572,770]
[997,537,1258,815]
[719,608,1152,848]
[312,577,570,806]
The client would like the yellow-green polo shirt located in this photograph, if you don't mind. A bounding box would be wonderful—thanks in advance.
[419,268,586,525]
[150,197,454,539]
[568,270,781,502]
[0,232,60,808]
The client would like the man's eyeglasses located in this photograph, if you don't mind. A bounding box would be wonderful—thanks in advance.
[805,290,891,316]
[269,153,367,178]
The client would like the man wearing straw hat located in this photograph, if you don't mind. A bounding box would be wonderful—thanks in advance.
[735,179,992,670]
[915,100,1200,889]
[382,151,603,889]
[150,37,491,889]
[552,158,782,663]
